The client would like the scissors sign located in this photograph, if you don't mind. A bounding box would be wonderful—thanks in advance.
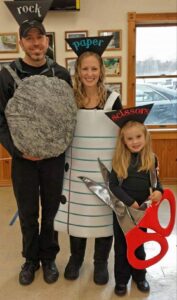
[79,160,176,269]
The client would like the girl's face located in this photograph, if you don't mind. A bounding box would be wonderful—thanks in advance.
[79,55,101,88]
[123,125,146,153]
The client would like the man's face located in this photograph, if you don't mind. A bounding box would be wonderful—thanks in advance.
[19,28,49,65]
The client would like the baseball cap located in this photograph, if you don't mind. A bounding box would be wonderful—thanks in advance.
[19,20,46,38]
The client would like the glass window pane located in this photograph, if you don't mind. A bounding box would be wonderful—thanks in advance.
[136,26,177,76]
[136,80,177,125]
[136,26,177,125]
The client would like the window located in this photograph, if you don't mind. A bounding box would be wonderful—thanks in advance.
[128,13,177,128]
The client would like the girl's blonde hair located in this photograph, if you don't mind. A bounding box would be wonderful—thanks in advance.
[112,121,155,178]
[73,51,107,108]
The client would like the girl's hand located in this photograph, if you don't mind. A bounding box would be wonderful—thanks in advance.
[131,201,139,209]
[149,190,162,203]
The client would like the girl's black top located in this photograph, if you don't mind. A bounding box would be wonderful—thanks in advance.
[109,153,163,206]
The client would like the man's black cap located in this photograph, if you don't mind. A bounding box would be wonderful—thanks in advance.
[19,20,46,38]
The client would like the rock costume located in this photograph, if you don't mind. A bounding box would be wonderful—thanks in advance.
[4,64,76,158]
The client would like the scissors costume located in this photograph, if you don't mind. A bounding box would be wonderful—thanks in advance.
[80,104,176,293]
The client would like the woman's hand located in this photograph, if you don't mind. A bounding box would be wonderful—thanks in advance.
[131,201,139,209]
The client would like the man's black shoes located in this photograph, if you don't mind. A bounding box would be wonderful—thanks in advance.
[42,261,59,284]
[19,260,59,285]
[19,261,40,285]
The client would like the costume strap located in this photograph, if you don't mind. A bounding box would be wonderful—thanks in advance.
[149,156,157,189]
[4,64,22,86]
[104,91,120,111]
[15,57,55,75]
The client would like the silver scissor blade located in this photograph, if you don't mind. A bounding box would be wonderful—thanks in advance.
[79,158,147,234]
[79,176,136,234]
[97,158,110,186]
[79,176,116,212]
[127,205,147,226]
[79,176,128,220]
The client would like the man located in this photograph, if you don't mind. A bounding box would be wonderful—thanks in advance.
[0,1,75,285]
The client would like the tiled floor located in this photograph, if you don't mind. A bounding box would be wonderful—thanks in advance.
[0,185,176,300]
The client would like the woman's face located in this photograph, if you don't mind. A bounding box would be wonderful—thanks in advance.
[79,55,101,88]
[123,125,146,153]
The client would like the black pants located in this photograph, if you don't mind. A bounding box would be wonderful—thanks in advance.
[113,213,146,285]
[11,154,65,262]
[69,235,113,265]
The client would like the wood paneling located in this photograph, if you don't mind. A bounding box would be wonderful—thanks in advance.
[0,145,11,186]
[150,130,177,184]
[152,138,177,184]
[127,12,136,106]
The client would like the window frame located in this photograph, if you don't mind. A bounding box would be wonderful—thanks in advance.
[127,12,177,129]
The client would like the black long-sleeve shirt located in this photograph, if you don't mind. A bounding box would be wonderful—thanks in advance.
[109,153,163,206]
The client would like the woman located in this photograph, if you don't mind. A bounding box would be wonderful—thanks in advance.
[54,36,122,284]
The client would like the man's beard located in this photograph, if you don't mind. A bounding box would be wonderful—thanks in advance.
[26,49,47,62]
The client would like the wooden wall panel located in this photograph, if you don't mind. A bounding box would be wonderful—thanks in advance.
[152,139,177,184]
[0,145,11,186]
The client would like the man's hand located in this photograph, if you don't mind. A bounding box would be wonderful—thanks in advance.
[23,154,42,161]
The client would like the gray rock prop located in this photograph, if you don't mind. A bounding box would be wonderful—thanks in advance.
[5,75,77,158]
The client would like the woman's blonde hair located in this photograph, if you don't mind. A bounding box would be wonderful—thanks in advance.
[73,51,107,108]
[112,121,155,178]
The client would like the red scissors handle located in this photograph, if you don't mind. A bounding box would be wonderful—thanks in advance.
[126,227,168,269]
[138,189,176,236]
[125,188,176,269]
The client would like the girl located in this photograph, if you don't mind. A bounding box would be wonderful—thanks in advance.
[108,108,163,296]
